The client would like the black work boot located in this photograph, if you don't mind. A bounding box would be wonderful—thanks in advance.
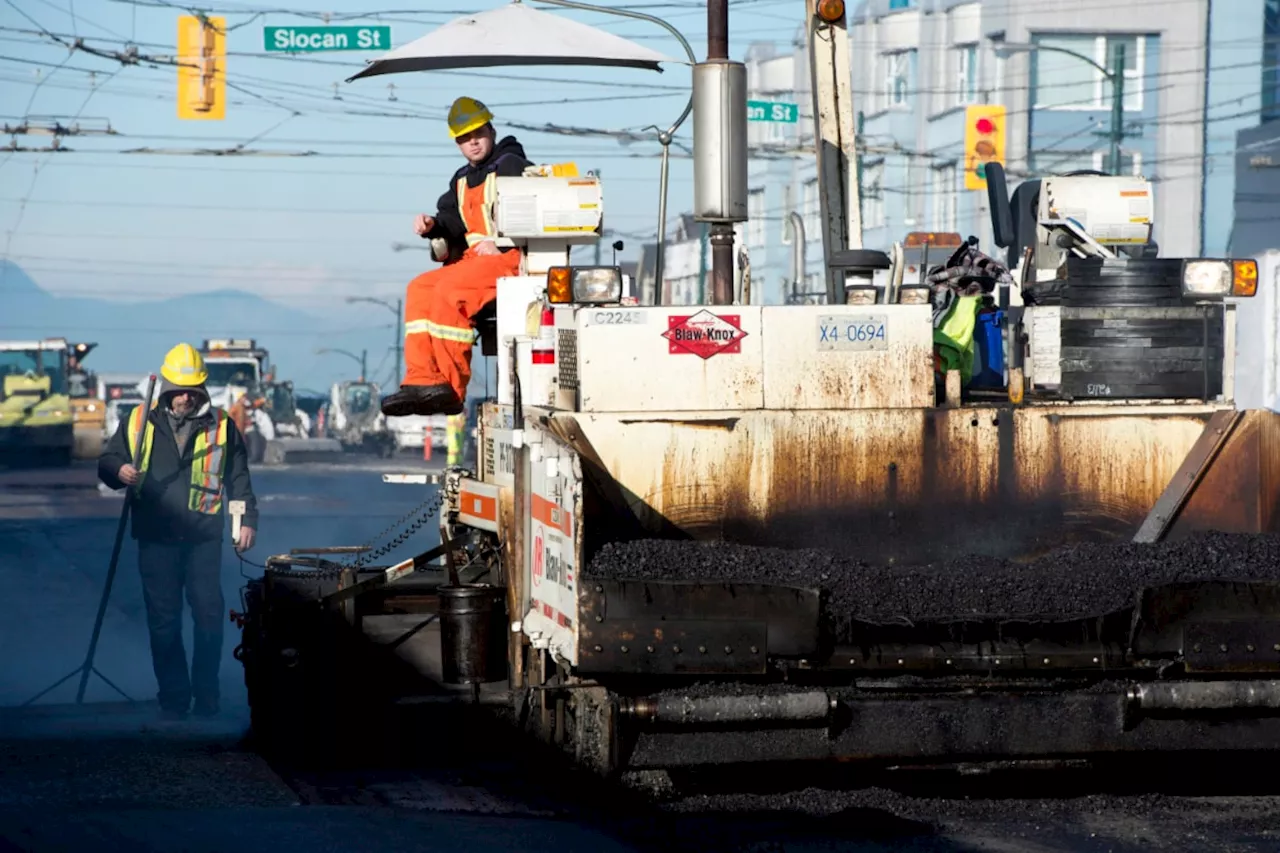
[380,384,464,417]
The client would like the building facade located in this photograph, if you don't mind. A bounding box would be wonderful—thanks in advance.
[641,0,1277,306]
[1230,122,1280,258]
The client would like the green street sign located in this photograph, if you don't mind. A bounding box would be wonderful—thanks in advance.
[264,25,391,53]
[747,100,799,123]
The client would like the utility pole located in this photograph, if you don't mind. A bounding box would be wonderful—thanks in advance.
[707,0,735,305]
[594,170,604,266]
[855,110,865,227]
[393,298,402,388]
[360,349,368,382]
[345,295,402,390]
[1108,43,1126,176]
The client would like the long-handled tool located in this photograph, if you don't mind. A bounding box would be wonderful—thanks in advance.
[23,373,157,706]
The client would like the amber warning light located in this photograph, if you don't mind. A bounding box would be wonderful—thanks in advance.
[904,231,964,249]
[816,0,845,23]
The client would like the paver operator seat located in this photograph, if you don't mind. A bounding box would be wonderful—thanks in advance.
[423,164,604,356]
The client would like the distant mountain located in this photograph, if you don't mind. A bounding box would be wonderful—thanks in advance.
[0,261,396,390]
[0,260,43,295]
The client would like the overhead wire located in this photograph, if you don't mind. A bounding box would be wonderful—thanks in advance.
[5,20,1269,101]
[2,1,127,276]
[1,1,1275,263]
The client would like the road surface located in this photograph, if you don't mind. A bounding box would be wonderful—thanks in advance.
[1,460,1278,852]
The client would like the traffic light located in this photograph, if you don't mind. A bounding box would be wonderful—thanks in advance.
[177,15,225,120]
[964,104,1006,190]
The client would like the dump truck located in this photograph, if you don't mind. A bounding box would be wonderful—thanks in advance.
[201,339,343,465]
[0,338,75,466]
[238,1,1280,781]
[97,372,148,441]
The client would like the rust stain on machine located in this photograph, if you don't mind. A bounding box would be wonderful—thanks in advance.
[554,407,1280,563]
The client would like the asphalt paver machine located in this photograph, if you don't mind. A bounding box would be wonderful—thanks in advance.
[239,1,1280,780]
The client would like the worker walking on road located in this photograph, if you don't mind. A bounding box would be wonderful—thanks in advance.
[380,96,532,418]
[98,343,259,721]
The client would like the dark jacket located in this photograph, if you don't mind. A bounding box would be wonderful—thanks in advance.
[429,135,532,254]
[98,405,259,543]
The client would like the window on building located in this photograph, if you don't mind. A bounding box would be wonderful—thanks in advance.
[802,178,820,239]
[1265,0,1280,122]
[888,0,912,9]
[1031,34,1146,112]
[1029,150,1101,176]
[884,51,914,109]
[863,160,885,229]
[747,188,765,248]
[1093,150,1143,176]
[931,163,957,231]
[955,44,978,107]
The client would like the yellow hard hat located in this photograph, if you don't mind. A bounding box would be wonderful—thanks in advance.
[160,342,208,387]
[447,96,494,139]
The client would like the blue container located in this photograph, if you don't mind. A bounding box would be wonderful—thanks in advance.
[970,309,1005,389]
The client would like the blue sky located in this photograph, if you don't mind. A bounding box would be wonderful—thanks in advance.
[0,0,801,316]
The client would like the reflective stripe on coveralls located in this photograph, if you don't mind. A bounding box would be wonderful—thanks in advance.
[401,174,521,398]
[127,404,231,515]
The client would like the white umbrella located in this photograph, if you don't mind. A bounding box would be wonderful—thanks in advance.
[345,1,684,82]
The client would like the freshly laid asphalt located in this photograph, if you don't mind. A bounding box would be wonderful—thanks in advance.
[3,461,1280,852]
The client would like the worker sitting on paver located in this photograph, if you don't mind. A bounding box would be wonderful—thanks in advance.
[98,343,259,721]
[380,96,533,418]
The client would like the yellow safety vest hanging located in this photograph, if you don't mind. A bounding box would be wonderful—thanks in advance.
[446,413,466,467]
[126,404,230,515]
[934,295,982,386]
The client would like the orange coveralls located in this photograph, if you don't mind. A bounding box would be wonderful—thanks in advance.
[402,173,520,400]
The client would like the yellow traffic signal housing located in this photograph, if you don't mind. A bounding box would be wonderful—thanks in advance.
[177,15,225,120]
[964,104,1006,190]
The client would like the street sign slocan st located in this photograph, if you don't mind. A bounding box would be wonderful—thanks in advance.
[747,100,798,123]
[264,25,391,52]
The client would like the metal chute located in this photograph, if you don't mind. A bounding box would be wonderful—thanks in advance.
[345,1,682,81]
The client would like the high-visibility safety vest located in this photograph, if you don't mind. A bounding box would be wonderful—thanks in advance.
[126,404,231,515]
[445,413,466,466]
[457,173,498,249]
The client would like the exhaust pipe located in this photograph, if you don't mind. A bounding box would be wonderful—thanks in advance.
[621,690,834,726]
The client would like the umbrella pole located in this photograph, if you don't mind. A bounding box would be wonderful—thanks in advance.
[532,0,696,304]
[655,133,671,302]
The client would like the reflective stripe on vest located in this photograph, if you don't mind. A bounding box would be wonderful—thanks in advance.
[126,405,230,515]
[457,172,498,248]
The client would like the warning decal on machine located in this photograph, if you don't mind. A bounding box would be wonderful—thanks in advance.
[532,532,545,589]
[662,310,747,359]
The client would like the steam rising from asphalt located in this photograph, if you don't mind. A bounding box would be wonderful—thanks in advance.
[0,463,441,717]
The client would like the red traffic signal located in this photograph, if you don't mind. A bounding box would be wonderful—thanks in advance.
[964,104,1006,190]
